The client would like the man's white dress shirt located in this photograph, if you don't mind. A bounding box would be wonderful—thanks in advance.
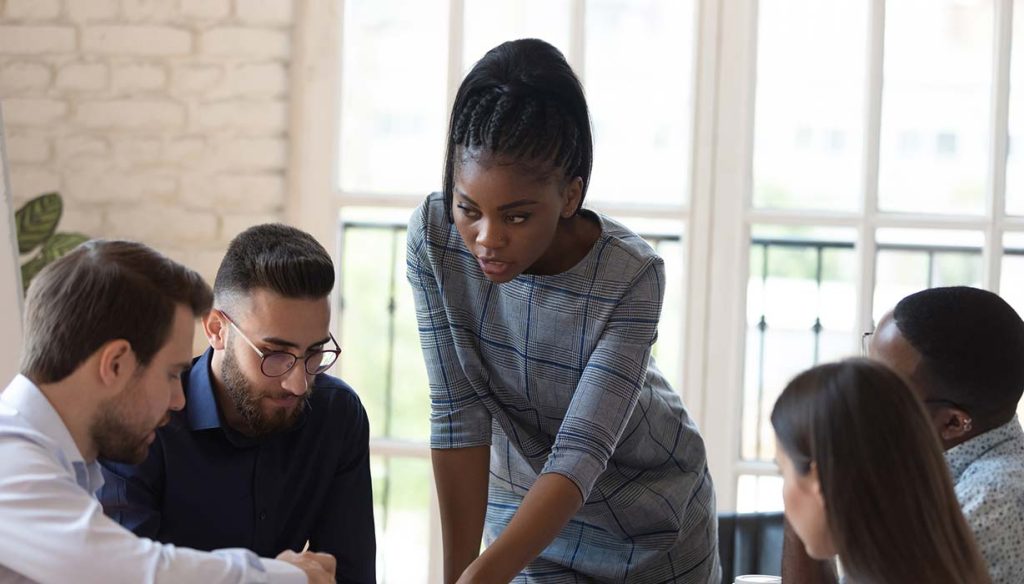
[0,374,307,584]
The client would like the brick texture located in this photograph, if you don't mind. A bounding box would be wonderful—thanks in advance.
[0,1,296,278]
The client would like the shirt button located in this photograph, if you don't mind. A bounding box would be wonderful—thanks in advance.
[259,510,267,521]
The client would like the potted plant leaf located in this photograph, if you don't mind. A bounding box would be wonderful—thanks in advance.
[15,192,89,294]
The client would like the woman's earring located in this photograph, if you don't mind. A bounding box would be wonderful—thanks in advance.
[962,417,973,432]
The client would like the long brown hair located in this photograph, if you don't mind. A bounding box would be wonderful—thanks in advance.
[771,358,989,584]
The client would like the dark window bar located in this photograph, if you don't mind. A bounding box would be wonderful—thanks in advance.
[748,237,1024,461]
[338,220,683,530]
[339,220,1024,470]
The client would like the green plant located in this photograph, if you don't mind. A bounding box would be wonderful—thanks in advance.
[15,192,89,294]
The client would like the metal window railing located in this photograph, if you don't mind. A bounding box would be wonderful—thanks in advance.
[746,237,1024,463]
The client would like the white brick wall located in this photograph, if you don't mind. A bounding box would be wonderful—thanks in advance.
[0,0,295,284]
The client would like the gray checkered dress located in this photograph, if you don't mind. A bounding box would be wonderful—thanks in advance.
[408,193,719,583]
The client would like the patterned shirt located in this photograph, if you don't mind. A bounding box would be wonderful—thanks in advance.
[408,193,719,583]
[945,416,1024,584]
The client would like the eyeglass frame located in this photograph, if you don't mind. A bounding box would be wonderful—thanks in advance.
[218,310,341,378]
[860,330,874,356]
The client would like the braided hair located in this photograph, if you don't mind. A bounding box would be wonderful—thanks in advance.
[442,38,593,222]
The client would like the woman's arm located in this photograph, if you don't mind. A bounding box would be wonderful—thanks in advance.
[433,446,491,584]
[407,203,496,582]
[459,261,669,582]
[456,473,582,584]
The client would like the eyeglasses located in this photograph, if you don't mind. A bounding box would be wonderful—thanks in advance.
[860,331,874,356]
[220,311,340,378]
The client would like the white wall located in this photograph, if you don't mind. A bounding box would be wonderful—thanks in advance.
[0,0,296,284]
[0,104,24,382]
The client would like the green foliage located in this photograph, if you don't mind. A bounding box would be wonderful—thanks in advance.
[41,232,89,263]
[15,192,62,254]
[14,192,89,294]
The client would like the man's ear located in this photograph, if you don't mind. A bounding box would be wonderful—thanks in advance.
[97,339,136,393]
[203,310,228,350]
[935,406,973,443]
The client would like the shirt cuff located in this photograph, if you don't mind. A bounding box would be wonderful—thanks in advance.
[541,449,607,501]
[261,559,308,584]
[430,408,492,449]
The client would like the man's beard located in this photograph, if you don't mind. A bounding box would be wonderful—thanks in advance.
[93,380,161,465]
[221,344,309,437]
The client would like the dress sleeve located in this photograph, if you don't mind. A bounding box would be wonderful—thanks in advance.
[406,199,492,449]
[540,259,665,500]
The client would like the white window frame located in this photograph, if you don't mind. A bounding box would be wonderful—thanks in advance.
[702,0,1021,510]
[286,0,1020,579]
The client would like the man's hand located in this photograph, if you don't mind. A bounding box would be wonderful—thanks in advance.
[276,550,337,584]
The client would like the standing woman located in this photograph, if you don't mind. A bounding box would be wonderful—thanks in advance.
[772,358,990,584]
[408,39,718,583]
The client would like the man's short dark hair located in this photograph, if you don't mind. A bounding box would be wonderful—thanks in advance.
[21,240,213,384]
[213,224,334,305]
[893,286,1024,422]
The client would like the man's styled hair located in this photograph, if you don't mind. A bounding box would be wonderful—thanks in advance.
[213,223,334,305]
[894,286,1024,422]
[21,239,213,384]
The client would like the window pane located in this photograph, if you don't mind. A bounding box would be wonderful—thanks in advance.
[872,229,984,322]
[585,0,696,206]
[1001,232,1024,317]
[1007,0,1024,215]
[340,0,448,195]
[463,0,572,72]
[372,456,432,584]
[1003,232,1024,421]
[736,474,784,513]
[743,226,857,461]
[753,0,868,211]
[878,0,994,215]
[651,237,685,390]
[340,224,430,442]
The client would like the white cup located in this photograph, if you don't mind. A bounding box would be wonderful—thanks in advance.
[734,576,782,584]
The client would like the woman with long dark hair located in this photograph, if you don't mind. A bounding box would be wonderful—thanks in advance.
[772,358,989,584]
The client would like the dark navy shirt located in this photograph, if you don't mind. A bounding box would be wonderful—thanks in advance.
[98,349,375,583]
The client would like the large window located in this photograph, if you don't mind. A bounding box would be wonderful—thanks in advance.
[291,0,1024,580]
[732,0,1024,511]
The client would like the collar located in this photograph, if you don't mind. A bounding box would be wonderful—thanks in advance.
[945,415,1024,482]
[1,374,105,493]
[184,348,224,431]
[183,347,313,440]
[1,374,88,464]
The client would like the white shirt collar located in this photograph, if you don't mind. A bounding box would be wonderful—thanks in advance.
[1,374,87,465]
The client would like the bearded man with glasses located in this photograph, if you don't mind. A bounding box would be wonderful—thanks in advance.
[99,224,375,584]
